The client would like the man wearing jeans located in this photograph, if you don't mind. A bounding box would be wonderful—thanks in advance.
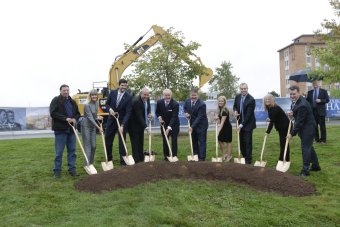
[50,84,80,179]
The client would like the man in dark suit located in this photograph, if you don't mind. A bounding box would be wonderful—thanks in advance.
[128,87,152,163]
[287,85,321,176]
[233,83,256,164]
[105,79,132,165]
[156,89,180,160]
[184,88,208,161]
[306,79,330,143]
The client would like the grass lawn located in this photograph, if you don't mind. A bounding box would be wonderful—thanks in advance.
[0,126,339,226]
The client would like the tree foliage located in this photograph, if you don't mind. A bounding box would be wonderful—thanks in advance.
[311,0,340,83]
[208,61,239,99]
[126,27,206,101]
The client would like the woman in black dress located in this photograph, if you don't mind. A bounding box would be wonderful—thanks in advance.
[264,94,290,161]
[217,96,232,161]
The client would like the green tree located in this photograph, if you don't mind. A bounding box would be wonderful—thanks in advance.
[208,61,239,99]
[311,0,340,83]
[269,91,280,97]
[126,27,206,101]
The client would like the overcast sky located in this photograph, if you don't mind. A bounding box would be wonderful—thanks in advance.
[0,0,335,107]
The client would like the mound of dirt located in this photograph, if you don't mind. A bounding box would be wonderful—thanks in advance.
[75,161,316,197]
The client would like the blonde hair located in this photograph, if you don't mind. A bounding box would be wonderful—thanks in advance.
[87,89,98,103]
[263,94,276,110]
[217,96,229,117]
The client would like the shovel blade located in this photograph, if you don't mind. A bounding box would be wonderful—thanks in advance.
[254,160,267,167]
[167,156,179,162]
[212,157,223,162]
[276,160,290,172]
[144,155,155,162]
[84,164,97,175]
[123,155,135,165]
[187,154,199,162]
[101,161,114,171]
[234,157,245,164]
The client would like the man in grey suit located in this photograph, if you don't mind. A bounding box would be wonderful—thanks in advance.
[287,85,321,176]
[306,79,330,143]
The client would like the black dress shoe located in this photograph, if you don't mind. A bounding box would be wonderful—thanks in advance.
[69,171,79,177]
[310,166,321,171]
[53,172,61,179]
[300,172,310,177]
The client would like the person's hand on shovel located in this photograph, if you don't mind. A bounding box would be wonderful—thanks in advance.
[286,133,293,141]
[158,116,164,124]
[109,108,117,116]
[66,118,76,125]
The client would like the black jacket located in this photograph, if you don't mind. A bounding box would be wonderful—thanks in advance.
[155,98,180,131]
[233,93,256,131]
[50,95,80,131]
[266,105,289,134]
[128,95,151,132]
[306,88,330,116]
[291,96,316,137]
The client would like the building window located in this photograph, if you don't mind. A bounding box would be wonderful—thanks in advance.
[306,46,311,66]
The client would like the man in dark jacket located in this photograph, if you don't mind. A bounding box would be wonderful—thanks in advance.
[50,84,80,178]
[105,79,132,165]
[128,87,152,163]
[156,89,180,160]
[287,85,321,176]
[233,83,256,164]
[184,88,208,161]
[306,79,330,143]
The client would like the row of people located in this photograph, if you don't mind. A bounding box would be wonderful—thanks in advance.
[49,81,322,178]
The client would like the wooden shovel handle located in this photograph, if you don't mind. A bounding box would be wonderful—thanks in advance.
[283,120,292,162]
[68,122,90,165]
[161,123,173,157]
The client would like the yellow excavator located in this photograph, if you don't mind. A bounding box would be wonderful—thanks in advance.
[73,25,213,119]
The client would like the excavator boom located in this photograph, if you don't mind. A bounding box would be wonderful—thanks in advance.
[108,25,213,90]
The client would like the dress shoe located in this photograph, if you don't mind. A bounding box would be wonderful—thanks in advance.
[300,171,310,177]
[310,166,321,171]
[69,171,79,177]
[53,172,61,179]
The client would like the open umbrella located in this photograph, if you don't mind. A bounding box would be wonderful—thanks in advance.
[289,69,323,82]
[289,69,312,82]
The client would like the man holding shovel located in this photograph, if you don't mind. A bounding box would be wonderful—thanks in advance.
[184,88,208,161]
[50,84,80,179]
[287,85,321,177]
[233,83,256,164]
[156,89,180,161]
[105,79,132,166]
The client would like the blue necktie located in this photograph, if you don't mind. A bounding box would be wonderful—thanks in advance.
[144,101,148,125]
[313,88,317,107]
[240,96,245,120]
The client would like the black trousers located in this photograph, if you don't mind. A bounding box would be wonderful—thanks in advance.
[313,108,327,142]
[129,129,145,163]
[191,129,207,161]
[239,129,253,164]
[299,130,320,174]
[278,129,290,161]
[105,118,127,165]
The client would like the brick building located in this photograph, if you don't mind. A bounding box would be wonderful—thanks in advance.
[277,34,326,97]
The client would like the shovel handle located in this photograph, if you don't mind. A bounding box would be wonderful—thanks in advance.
[161,123,173,157]
[283,120,292,162]
[186,118,194,156]
[236,117,241,159]
[215,120,219,158]
[148,119,152,156]
[68,122,90,165]
[113,114,129,156]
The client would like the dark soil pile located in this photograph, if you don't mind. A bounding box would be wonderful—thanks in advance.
[75,161,316,197]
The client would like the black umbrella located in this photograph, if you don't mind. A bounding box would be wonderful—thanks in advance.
[289,69,323,82]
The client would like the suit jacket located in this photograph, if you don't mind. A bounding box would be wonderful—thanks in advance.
[106,89,132,127]
[266,105,289,134]
[183,99,208,132]
[233,93,256,131]
[291,96,316,138]
[306,88,329,116]
[128,95,151,132]
[155,98,180,131]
